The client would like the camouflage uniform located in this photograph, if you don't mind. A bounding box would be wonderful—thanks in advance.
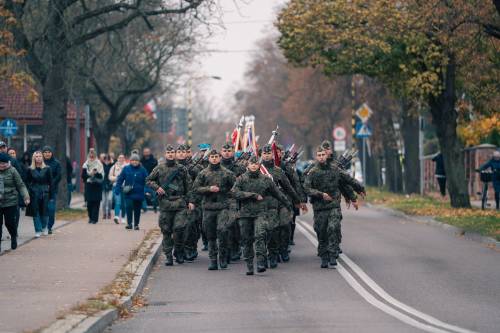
[281,159,307,247]
[221,156,246,261]
[192,161,235,269]
[231,168,290,273]
[146,158,192,264]
[261,158,300,266]
[304,161,358,265]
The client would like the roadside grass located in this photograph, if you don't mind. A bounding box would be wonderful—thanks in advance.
[56,208,87,221]
[365,187,500,241]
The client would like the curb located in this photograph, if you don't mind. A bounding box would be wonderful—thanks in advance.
[365,203,500,250]
[41,234,163,333]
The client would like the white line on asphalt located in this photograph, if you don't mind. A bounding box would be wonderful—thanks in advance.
[296,221,476,333]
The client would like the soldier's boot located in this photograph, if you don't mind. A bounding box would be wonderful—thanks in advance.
[269,255,278,269]
[202,242,208,251]
[338,247,343,254]
[175,255,184,264]
[208,260,218,271]
[219,257,228,269]
[165,255,174,266]
[193,250,199,259]
[246,261,254,276]
[277,255,282,263]
[257,261,267,273]
[329,257,338,267]
[321,257,329,269]
[281,251,290,262]
[184,250,194,262]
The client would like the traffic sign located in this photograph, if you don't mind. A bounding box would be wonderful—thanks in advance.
[356,123,372,138]
[332,126,346,141]
[334,140,346,152]
[0,119,18,137]
[356,103,373,123]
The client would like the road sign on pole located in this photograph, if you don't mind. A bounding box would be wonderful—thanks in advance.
[355,123,372,138]
[334,140,346,152]
[0,118,18,137]
[333,126,347,141]
[355,103,373,123]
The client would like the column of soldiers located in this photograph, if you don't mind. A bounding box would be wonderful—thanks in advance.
[146,140,365,275]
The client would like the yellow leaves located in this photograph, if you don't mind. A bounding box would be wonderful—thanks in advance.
[458,114,500,147]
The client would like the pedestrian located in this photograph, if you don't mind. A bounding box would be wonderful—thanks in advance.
[479,151,500,210]
[21,151,31,170]
[0,152,30,251]
[192,149,236,270]
[101,154,114,220]
[66,156,74,207]
[146,145,194,266]
[0,142,24,179]
[42,146,61,233]
[115,154,148,230]
[432,152,446,197]
[25,151,54,237]
[81,148,104,224]
[140,147,158,213]
[109,154,127,224]
[231,156,291,275]
[304,146,360,268]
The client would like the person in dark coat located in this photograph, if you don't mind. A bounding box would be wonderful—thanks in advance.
[26,151,54,237]
[479,151,500,210]
[101,154,114,220]
[115,154,148,230]
[432,152,446,197]
[0,152,30,251]
[42,146,62,232]
[140,147,158,213]
[81,148,104,224]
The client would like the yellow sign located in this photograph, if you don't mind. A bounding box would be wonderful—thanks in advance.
[356,103,373,122]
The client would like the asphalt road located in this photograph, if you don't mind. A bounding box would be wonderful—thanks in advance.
[108,205,500,333]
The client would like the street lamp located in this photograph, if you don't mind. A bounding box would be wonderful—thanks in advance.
[187,75,222,146]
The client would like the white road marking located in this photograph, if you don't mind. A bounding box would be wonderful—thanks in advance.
[296,220,477,333]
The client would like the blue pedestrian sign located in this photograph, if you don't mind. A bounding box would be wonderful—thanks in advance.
[355,123,372,138]
[0,119,18,137]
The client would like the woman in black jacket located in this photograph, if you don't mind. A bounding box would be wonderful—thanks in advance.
[82,148,104,224]
[26,151,54,237]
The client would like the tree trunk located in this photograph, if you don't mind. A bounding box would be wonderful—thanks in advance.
[381,112,403,193]
[365,152,379,187]
[94,130,111,155]
[428,57,470,208]
[401,101,420,194]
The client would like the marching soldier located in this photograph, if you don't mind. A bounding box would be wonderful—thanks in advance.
[260,144,304,267]
[192,149,236,270]
[146,145,194,266]
[304,146,360,268]
[220,143,246,262]
[232,156,291,275]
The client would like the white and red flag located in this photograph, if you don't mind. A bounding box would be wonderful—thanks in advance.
[144,100,157,120]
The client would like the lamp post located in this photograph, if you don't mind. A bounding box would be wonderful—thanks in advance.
[187,75,222,146]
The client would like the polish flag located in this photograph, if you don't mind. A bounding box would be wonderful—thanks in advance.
[144,100,157,119]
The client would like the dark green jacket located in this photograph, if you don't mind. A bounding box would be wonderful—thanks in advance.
[304,162,357,211]
[146,160,191,211]
[0,166,29,208]
[281,161,307,203]
[262,160,300,209]
[221,158,246,177]
[231,170,290,217]
[193,163,235,210]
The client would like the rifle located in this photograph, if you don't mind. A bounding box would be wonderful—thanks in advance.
[332,149,358,170]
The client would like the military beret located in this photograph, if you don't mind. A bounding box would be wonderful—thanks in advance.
[321,140,332,149]
[165,144,175,152]
[176,144,187,151]
[185,144,191,150]
[222,143,234,150]
[262,144,273,153]
[208,149,220,156]
[248,155,260,164]
[198,143,211,151]
[316,145,326,152]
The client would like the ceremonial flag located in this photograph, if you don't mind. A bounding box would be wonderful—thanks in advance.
[271,142,280,167]
[144,100,157,119]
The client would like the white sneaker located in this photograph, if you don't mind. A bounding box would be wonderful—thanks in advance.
[120,217,126,224]
[113,216,119,224]
[35,233,41,238]
[42,228,48,236]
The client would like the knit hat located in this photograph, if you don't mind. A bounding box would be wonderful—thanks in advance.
[0,141,6,148]
[42,145,53,153]
[130,154,140,162]
[0,152,10,163]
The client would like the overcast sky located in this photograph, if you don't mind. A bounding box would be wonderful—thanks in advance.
[187,0,286,116]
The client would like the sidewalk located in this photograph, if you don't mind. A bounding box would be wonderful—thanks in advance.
[0,209,159,333]
[0,193,85,254]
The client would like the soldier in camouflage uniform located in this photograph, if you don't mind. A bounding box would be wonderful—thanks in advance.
[192,149,236,270]
[304,146,360,268]
[146,145,194,266]
[260,144,304,268]
[220,143,246,262]
[231,156,291,275]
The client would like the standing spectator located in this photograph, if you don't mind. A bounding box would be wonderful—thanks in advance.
[479,150,500,210]
[1,144,26,233]
[116,154,148,230]
[140,148,158,213]
[82,148,104,224]
[0,152,30,251]
[109,154,127,224]
[66,156,74,207]
[21,151,31,170]
[432,152,446,197]
[101,154,114,220]
[7,147,16,160]
[26,151,54,237]
[42,146,61,233]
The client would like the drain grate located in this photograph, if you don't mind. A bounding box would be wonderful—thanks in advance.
[148,301,169,307]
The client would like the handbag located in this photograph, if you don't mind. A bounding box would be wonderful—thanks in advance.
[122,185,133,194]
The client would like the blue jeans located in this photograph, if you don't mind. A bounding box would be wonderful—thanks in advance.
[34,214,48,233]
[113,190,126,218]
[48,196,56,231]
